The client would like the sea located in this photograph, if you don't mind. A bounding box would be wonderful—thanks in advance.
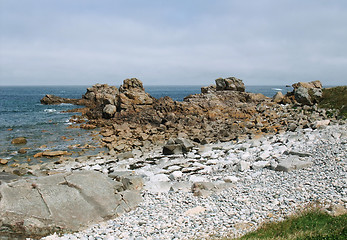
[0,85,292,165]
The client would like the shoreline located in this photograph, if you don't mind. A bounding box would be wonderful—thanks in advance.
[41,122,346,239]
[1,78,346,239]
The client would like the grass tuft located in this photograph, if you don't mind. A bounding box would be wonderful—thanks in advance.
[232,209,347,240]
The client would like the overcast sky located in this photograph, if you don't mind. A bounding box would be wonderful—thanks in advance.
[0,0,346,86]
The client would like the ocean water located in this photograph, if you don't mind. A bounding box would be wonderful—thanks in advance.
[0,85,290,165]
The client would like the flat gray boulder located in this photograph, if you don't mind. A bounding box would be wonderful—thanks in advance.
[0,171,142,238]
[275,156,313,172]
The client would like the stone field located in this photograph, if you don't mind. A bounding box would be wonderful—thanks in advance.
[41,123,346,240]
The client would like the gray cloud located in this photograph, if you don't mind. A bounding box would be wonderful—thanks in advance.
[0,0,346,86]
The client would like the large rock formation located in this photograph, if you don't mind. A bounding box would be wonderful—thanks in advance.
[83,83,119,106]
[279,80,323,105]
[0,171,142,238]
[117,78,154,111]
[40,77,338,156]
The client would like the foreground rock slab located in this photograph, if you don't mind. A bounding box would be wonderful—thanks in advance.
[0,171,142,238]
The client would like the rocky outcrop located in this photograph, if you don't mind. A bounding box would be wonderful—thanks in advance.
[83,84,119,106]
[117,78,155,111]
[40,94,82,105]
[40,77,339,156]
[280,80,323,105]
[215,77,245,92]
[0,171,142,238]
[292,80,322,89]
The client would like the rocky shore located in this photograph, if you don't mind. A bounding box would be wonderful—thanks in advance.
[39,77,340,155]
[42,122,346,239]
[0,77,346,239]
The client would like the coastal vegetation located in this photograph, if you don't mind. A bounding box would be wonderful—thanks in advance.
[318,86,347,119]
[233,209,347,240]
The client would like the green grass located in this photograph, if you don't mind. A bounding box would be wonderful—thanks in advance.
[231,210,347,240]
[318,86,347,119]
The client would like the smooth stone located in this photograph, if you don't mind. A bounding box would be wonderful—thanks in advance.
[189,175,209,183]
[144,181,172,193]
[238,161,251,171]
[223,176,239,183]
[11,137,27,145]
[252,161,269,170]
[169,171,183,180]
[275,156,313,172]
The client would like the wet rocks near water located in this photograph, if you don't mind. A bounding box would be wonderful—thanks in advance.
[40,94,84,105]
[11,137,27,145]
[33,151,70,158]
[0,159,8,165]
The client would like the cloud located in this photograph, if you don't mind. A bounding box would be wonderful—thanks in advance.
[0,0,346,86]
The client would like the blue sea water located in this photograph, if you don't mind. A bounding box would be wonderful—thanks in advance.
[0,85,290,164]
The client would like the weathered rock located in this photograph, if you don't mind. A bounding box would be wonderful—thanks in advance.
[163,144,182,155]
[223,176,239,183]
[289,80,323,105]
[0,172,19,184]
[18,148,28,154]
[272,91,284,103]
[0,158,9,165]
[144,181,172,193]
[121,176,144,191]
[191,182,215,197]
[314,120,330,128]
[118,78,154,110]
[103,104,117,119]
[40,94,81,105]
[292,80,322,89]
[238,160,251,171]
[294,87,312,105]
[40,77,339,158]
[201,85,216,93]
[169,171,183,180]
[215,77,245,92]
[80,124,97,130]
[83,84,118,105]
[275,156,313,172]
[252,161,270,170]
[162,138,194,155]
[0,171,142,238]
[170,182,192,192]
[34,151,69,158]
[11,137,27,145]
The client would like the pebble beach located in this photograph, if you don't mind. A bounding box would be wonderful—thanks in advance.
[43,122,346,240]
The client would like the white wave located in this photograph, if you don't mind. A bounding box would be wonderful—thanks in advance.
[59,103,74,106]
[64,119,73,125]
[272,88,283,91]
[44,109,57,113]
